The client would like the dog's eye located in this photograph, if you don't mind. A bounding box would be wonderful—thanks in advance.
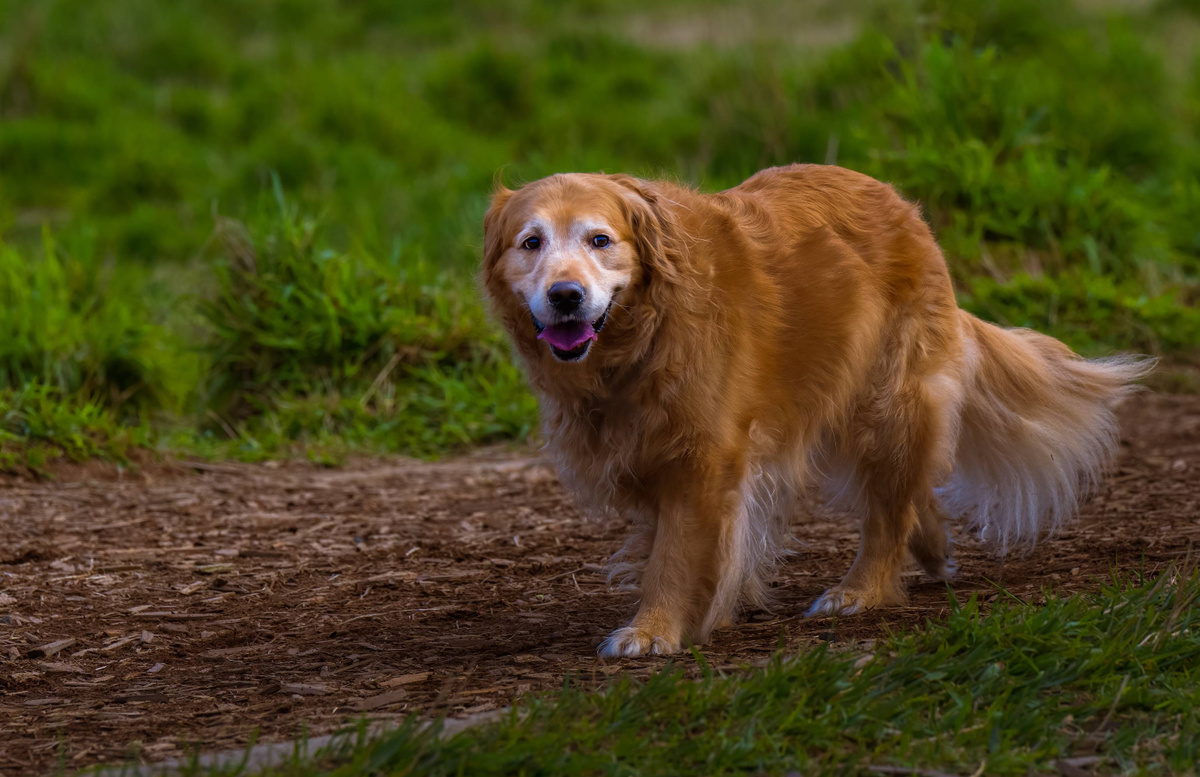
[592,235,610,248]
[522,236,540,250]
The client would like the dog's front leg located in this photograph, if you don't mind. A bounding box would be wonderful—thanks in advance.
[598,464,736,658]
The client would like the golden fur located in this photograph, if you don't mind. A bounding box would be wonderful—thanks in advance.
[481,164,1152,657]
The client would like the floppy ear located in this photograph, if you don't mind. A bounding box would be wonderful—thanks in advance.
[481,185,514,276]
[609,175,684,287]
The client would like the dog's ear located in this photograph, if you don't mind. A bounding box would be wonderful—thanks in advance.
[609,175,683,286]
[482,185,514,275]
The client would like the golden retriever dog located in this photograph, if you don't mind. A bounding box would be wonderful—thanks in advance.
[481,164,1151,658]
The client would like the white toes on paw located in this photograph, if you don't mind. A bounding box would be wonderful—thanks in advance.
[597,626,680,658]
[805,587,872,618]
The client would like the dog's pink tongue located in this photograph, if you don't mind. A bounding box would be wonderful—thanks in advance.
[538,320,597,351]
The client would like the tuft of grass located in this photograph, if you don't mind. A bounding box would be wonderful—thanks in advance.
[191,187,536,460]
[0,231,170,412]
[0,382,153,475]
[162,565,1200,776]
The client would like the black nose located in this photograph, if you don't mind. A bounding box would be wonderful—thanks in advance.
[548,281,585,313]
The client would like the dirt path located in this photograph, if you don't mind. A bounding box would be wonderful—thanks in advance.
[2,395,1198,774]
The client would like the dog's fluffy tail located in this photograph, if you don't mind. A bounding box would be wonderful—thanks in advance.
[939,311,1154,553]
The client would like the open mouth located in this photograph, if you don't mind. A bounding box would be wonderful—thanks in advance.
[531,303,612,362]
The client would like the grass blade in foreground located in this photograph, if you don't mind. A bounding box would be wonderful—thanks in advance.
[185,566,1200,776]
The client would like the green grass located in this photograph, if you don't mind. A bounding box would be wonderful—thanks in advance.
[0,0,1198,466]
[0,382,154,475]
[189,181,535,461]
[0,231,170,411]
[152,565,1200,776]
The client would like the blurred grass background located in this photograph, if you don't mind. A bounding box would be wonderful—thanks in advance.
[1,0,1198,471]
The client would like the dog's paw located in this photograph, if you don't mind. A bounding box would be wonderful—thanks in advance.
[805,586,881,618]
[914,550,959,581]
[928,556,959,581]
[597,626,681,658]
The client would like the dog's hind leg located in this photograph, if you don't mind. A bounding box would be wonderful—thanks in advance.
[908,498,955,581]
[808,355,960,616]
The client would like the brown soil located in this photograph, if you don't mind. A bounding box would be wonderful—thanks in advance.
[2,394,1199,774]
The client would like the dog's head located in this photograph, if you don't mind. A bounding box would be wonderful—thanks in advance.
[482,173,679,366]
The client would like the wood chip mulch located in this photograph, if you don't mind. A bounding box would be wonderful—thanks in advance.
[1,394,1198,774]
